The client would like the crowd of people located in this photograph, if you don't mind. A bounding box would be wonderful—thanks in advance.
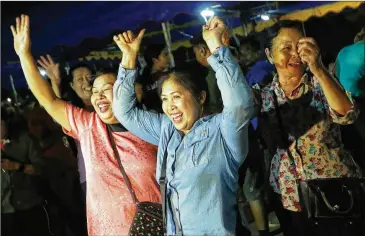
[1,12,364,236]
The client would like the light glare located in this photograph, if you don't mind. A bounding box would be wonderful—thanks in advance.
[261,14,270,21]
[201,9,214,23]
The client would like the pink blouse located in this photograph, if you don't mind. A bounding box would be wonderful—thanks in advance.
[64,103,161,235]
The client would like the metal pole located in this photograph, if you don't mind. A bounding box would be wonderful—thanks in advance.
[302,22,307,37]
[161,22,175,69]
[9,74,19,105]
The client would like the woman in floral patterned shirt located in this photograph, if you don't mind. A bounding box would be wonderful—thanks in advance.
[253,20,362,235]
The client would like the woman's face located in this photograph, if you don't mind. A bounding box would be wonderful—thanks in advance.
[155,49,170,70]
[268,28,306,78]
[90,73,118,124]
[161,77,205,135]
[71,67,93,101]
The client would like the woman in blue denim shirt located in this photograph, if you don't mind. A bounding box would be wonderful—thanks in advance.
[112,17,254,235]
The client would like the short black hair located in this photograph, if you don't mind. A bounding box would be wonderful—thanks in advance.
[266,20,303,49]
[143,43,166,68]
[157,70,207,103]
[239,35,261,52]
[190,31,208,48]
[90,68,117,86]
[67,63,94,83]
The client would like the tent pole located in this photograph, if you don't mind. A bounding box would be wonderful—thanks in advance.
[9,74,19,105]
[302,21,307,37]
[162,22,175,69]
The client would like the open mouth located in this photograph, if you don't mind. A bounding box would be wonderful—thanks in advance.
[83,86,92,92]
[289,62,302,68]
[97,102,110,113]
[170,113,183,123]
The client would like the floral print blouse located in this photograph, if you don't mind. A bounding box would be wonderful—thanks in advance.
[253,73,361,212]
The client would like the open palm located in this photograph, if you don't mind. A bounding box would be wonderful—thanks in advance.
[10,14,31,56]
[37,54,61,83]
[113,29,145,56]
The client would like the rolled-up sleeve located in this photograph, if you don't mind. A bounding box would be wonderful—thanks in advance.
[113,66,165,146]
[207,46,255,164]
[329,91,359,125]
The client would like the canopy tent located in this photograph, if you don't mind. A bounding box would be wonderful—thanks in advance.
[76,1,364,62]
[1,1,364,90]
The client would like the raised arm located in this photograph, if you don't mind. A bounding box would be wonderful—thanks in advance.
[298,37,353,115]
[11,15,70,131]
[37,54,62,99]
[112,29,165,145]
[203,17,255,161]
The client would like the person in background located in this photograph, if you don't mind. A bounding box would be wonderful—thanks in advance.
[1,107,50,236]
[239,35,275,88]
[190,30,230,114]
[254,20,362,235]
[37,56,94,196]
[335,27,365,170]
[139,43,171,112]
[11,14,161,236]
[113,16,254,235]
[335,27,365,99]
[236,35,274,236]
[26,104,88,236]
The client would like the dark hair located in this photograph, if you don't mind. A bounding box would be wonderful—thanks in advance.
[1,107,26,139]
[143,43,166,68]
[157,70,207,103]
[190,31,208,49]
[266,20,304,50]
[90,68,117,86]
[1,107,9,123]
[354,27,365,43]
[239,35,261,52]
[67,63,94,84]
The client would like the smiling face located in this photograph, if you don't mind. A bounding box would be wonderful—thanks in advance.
[266,27,306,79]
[90,73,119,124]
[70,67,93,101]
[161,76,206,135]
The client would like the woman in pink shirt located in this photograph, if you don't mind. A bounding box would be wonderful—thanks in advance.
[11,14,161,235]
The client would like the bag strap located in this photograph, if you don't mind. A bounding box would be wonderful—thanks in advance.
[106,125,139,204]
[270,91,302,179]
[159,146,168,235]
[159,128,174,235]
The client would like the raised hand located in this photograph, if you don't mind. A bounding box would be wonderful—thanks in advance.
[202,16,227,52]
[113,29,146,56]
[298,37,323,72]
[37,54,61,84]
[10,14,31,57]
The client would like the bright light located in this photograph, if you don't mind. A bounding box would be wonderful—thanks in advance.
[39,68,47,77]
[7,98,12,103]
[201,9,214,23]
[260,14,270,21]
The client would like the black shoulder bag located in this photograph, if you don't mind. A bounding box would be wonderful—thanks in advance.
[106,125,164,236]
[271,91,365,220]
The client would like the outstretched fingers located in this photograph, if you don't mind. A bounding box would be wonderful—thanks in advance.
[46,54,55,65]
[137,29,146,40]
[37,59,47,69]
[16,17,21,34]
[10,25,16,37]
